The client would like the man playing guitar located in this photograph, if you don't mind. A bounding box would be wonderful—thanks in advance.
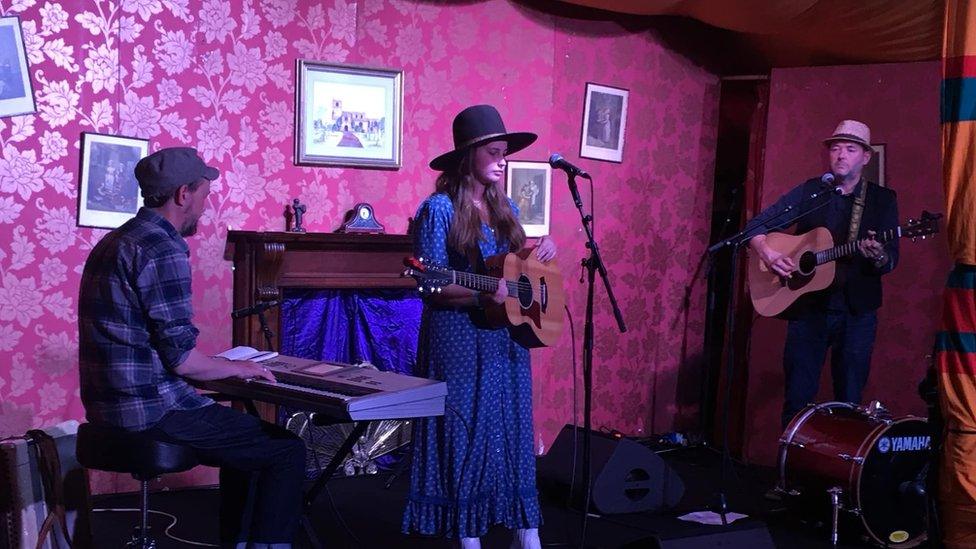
[744,120,899,428]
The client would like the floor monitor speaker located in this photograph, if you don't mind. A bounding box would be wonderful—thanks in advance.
[538,424,684,514]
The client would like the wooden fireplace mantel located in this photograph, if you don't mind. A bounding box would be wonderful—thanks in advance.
[224,230,414,348]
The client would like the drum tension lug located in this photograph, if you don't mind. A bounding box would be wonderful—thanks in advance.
[778,437,805,448]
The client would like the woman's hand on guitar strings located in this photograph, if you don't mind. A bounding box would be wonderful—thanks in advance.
[486,279,507,305]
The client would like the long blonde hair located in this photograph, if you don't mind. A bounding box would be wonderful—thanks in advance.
[435,148,526,255]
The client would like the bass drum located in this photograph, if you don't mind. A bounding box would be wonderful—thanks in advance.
[779,401,931,547]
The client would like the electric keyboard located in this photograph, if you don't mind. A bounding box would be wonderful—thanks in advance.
[198,355,446,421]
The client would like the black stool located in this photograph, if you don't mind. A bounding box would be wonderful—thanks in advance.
[76,423,199,548]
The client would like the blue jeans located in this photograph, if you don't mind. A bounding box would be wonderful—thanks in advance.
[145,403,305,544]
[781,310,878,427]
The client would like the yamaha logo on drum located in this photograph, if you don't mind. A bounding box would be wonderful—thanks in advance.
[877,435,930,453]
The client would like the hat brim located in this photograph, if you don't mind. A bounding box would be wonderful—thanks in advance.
[202,166,220,180]
[429,132,538,171]
[823,136,872,150]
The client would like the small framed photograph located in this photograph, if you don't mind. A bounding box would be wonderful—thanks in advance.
[0,16,37,118]
[506,160,551,237]
[295,60,403,168]
[77,132,149,229]
[580,82,628,163]
[865,143,886,187]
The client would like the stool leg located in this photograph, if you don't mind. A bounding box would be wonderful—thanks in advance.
[125,479,155,549]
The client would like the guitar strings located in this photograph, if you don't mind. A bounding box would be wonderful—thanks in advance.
[454,272,537,293]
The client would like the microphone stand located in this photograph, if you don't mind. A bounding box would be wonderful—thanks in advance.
[564,172,627,546]
[226,303,279,418]
[256,309,276,352]
[704,183,839,524]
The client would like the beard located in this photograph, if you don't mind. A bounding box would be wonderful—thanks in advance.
[180,218,199,237]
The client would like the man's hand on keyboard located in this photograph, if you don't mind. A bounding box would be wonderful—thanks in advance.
[233,361,277,383]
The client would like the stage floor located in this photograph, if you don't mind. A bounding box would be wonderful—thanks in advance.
[90,445,906,548]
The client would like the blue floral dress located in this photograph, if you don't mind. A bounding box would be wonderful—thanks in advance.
[402,193,541,538]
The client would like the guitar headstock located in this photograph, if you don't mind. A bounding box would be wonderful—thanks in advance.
[402,257,451,293]
[902,210,943,241]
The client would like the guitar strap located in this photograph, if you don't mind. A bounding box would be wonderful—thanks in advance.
[846,178,869,244]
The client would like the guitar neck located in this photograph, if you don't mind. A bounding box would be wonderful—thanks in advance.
[816,226,900,265]
[452,270,518,296]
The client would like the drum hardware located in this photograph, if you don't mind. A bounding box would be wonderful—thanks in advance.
[857,400,888,418]
[828,486,843,547]
[779,401,930,547]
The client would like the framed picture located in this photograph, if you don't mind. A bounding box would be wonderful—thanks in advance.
[506,160,551,237]
[864,143,886,187]
[0,16,36,118]
[580,82,628,163]
[77,132,149,229]
[295,60,403,168]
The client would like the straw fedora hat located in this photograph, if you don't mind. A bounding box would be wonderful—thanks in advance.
[823,120,872,150]
[429,105,537,171]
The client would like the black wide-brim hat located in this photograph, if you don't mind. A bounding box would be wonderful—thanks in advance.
[429,105,537,171]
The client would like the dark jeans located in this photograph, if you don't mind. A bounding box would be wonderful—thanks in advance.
[146,403,306,544]
[781,310,878,427]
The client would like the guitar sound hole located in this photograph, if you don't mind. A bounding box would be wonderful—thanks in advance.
[517,274,533,309]
[797,251,817,276]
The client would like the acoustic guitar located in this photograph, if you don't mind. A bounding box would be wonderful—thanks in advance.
[403,249,565,348]
[748,211,941,317]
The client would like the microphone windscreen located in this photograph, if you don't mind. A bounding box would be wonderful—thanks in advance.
[821,172,835,185]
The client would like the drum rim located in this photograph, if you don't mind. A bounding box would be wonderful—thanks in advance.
[778,401,856,491]
[851,415,929,548]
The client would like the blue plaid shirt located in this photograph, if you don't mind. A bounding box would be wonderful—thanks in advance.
[79,208,213,430]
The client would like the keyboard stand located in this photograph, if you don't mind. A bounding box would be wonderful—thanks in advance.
[300,420,370,549]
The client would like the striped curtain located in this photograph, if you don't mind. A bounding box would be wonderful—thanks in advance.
[939,2,976,546]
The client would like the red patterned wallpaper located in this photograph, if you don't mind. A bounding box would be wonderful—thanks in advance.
[743,61,949,465]
[0,1,719,490]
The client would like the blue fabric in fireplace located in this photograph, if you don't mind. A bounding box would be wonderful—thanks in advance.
[278,288,422,374]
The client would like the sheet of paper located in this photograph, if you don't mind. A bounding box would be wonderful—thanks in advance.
[676,511,749,525]
[216,346,279,362]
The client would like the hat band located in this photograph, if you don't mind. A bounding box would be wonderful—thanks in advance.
[456,132,508,150]
[828,133,869,143]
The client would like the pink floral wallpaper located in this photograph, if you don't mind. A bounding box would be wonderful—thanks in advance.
[0,0,719,489]
[743,61,949,465]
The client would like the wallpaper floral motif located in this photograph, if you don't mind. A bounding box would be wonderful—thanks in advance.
[0,0,719,488]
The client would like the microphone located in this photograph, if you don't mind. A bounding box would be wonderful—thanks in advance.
[548,154,591,179]
[231,300,279,319]
[817,172,844,196]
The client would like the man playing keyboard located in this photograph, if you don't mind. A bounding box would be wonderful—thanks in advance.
[79,147,305,549]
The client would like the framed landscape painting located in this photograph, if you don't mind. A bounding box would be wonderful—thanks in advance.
[295,60,403,168]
